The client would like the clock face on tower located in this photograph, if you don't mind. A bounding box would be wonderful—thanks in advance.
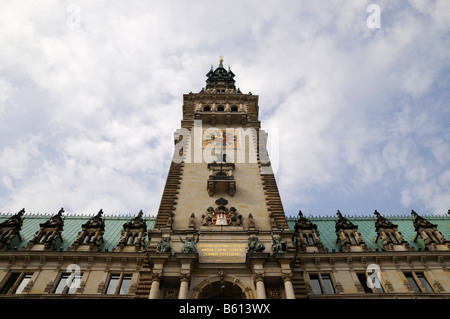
[203,130,237,149]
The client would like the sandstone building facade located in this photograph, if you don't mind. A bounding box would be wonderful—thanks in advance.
[0,59,449,299]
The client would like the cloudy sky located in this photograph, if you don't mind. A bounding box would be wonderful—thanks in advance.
[0,0,449,218]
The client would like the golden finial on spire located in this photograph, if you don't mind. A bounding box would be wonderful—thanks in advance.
[219,55,224,62]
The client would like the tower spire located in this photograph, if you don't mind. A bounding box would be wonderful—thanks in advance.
[205,56,236,91]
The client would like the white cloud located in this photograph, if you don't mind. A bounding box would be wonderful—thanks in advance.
[0,77,15,118]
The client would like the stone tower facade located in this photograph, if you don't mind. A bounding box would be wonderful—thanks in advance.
[1,60,448,301]
[147,58,296,299]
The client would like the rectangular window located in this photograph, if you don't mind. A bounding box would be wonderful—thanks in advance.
[357,273,384,293]
[321,274,335,294]
[106,274,133,295]
[54,273,82,294]
[0,273,33,294]
[106,274,121,294]
[15,274,32,294]
[309,274,335,295]
[0,273,20,294]
[404,273,421,292]
[357,273,373,293]
[415,272,433,293]
[119,275,132,294]
[309,275,323,294]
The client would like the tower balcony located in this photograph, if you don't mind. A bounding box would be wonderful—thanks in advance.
[207,175,236,197]
[194,111,248,126]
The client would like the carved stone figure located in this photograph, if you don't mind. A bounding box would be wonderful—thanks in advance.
[229,207,242,226]
[201,207,215,226]
[271,231,287,253]
[269,212,277,229]
[165,212,174,229]
[156,238,172,253]
[180,231,201,254]
[188,213,196,230]
[247,236,265,253]
[248,213,256,230]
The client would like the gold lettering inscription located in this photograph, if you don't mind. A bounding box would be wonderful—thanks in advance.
[198,243,246,257]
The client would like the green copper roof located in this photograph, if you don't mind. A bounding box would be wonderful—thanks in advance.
[287,215,450,251]
[1,213,448,252]
[0,213,156,251]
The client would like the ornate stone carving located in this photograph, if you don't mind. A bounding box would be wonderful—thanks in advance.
[180,273,191,283]
[253,273,265,284]
[116,210,147,252]
[269,212,277,229]
[281,273,292,283]
[248,213,256,230]
[24,208,65,251]
[69,209,105,252]
[271,231,287,253]
[247,236,265,253]
[205,58,237,92]
[0,208,24,250]
[335,281,344,293]
[201,198,242,227]
[293,211,327,252]
[374,210,412,251]
[165,212,174,229]
[266,287,281,299]
[411,210,449,250]
[97,281,105,293]
[384,280,394,292]
[45,281,54,293]
[335,211,370,252]
[179,231,201,253]
[156,238,172,253]
[151,272,162,283]
[188,213,196,230]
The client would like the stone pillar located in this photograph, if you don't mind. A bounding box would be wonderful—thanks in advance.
[178,274,190,299]
[147,252,171,299]
[282,273,295,299]
[175,253,198,299]
[254,274,266,299]
[149,273,161,299]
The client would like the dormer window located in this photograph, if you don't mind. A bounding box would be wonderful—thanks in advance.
[344,233,358,245]
[411,210,449,251]
[387,232,398,244]
[127,233,139,245]
[115,210,147,252]
[335,211,370,252]
[293,211,327,253]
[0,209,24,251]
[203,106,211,112]
[24,208,65,251]
[217,106,224,111]
[373,210,412,251]
[302,233,315,245]
[231,106,238,112]
[68,209,105,252]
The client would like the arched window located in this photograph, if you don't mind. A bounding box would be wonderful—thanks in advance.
[427,231,440,243]
[389,232,398,244]
[350,233,358,245]
[308,234,315,245]
[302,235,308,245]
